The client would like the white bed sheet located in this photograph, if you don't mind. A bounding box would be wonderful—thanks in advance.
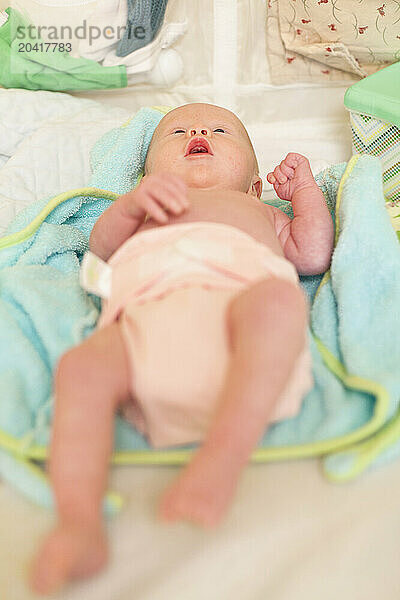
[3,460,400,600]
[1,86,398,600]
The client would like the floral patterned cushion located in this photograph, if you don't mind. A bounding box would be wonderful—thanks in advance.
[267,0,400,84]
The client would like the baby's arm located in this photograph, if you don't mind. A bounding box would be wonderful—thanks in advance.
[90,173,189,261]
[267,153,334,276]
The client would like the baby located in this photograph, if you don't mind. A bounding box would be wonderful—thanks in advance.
[31,102,334,595]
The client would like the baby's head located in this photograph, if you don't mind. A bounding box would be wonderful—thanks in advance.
[144,103,262,198]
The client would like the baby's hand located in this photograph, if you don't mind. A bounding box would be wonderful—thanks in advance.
[267,153,316,202]
[134,173,189,224]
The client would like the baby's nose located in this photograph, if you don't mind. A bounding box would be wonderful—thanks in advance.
[189,128,211,137]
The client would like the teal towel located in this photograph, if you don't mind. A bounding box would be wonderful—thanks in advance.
[0,106,165,514]
[0,101,399,513]
[269,157,400,480]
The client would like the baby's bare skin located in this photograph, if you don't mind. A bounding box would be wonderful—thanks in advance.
[92,159,332,276]
[138,187,284,254]
[31,103,333,595]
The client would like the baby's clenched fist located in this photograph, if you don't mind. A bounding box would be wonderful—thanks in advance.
[267,153,316,202]
[134,173,189,224]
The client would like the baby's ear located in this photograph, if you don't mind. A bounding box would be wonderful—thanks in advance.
[250,175,262,198]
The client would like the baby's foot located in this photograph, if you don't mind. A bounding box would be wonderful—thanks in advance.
[267,153,319,202]
[30,523,108,595]
[158,447,241,528]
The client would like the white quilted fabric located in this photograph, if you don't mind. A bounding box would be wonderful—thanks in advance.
[0,89,131,235]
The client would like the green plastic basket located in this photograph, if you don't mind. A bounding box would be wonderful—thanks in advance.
[344,62,400,233]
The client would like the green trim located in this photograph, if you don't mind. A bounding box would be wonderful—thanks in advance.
[2,330,387,464]
[0,447,124,514]
[0,188,118,250]
[324,405,400,483]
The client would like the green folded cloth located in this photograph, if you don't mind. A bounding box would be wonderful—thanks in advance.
[0,7,127,91]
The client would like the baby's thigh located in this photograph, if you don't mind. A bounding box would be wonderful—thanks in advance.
[227,277,307,345]
[56,321,132,406]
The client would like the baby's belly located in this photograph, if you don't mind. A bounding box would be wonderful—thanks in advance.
[136,188,285,258]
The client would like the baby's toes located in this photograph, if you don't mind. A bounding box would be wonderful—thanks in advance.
[30,528,73,595]
[30,525,107,595]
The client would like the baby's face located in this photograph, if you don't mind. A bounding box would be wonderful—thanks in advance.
[144,103,261,196]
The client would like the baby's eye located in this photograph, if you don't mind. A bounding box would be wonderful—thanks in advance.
[173,129,185,134]
[214,128,225,133]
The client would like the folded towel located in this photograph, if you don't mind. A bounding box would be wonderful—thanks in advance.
[0,102,399,514]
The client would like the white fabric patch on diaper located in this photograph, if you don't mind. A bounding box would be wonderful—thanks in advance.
[175,236,233,263]
[80,251,112,299]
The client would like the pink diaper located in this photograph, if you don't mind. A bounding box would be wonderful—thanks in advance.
[97,222,313,448]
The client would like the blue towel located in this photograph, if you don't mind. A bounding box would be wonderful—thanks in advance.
[0,103,399,514]
[269,157,400,480]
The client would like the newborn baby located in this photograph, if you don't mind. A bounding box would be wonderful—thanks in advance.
[31,102,334,595]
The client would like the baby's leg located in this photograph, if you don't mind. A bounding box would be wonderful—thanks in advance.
[31,321,131,596]
[159,277,308,527]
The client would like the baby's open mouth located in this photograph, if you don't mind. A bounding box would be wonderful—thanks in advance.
[185,138,213,157]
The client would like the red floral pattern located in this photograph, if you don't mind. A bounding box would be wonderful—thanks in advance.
[266,0,400,84]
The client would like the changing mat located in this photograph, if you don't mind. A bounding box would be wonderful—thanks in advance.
[0,106,400,514]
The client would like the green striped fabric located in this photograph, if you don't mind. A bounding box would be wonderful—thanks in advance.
[349,111,400,234]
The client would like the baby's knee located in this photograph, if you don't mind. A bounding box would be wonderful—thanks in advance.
[55,345,90,389]
[229,277,308,330]
[54,326,131,405]
[265,279,308,323]
[55,337,109,392]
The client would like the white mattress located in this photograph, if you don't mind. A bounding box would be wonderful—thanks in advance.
[1,1,398,598]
